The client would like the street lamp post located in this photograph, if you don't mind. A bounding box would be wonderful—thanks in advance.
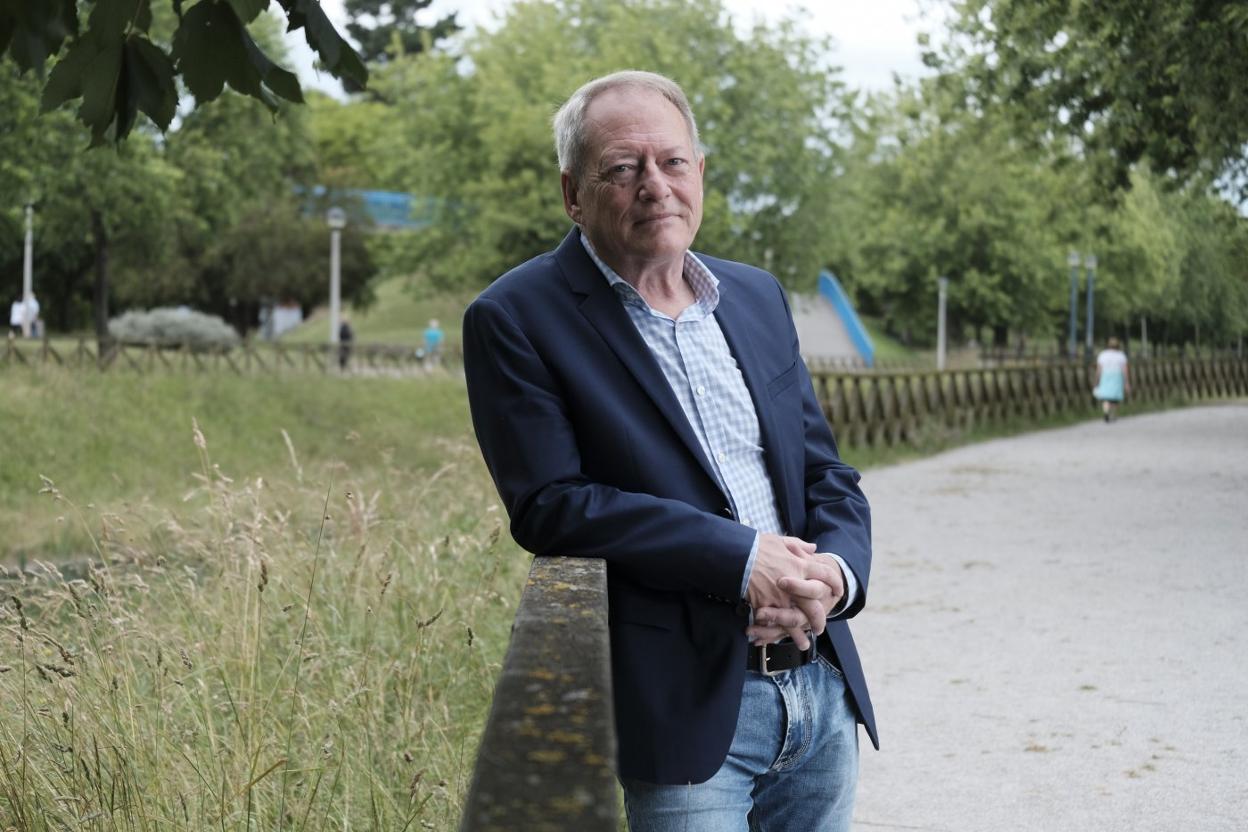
[1084,254,1097,360]
[327,207,346,347]
[936,275,949,371]
[1067,251,1081,360]
[21,202,34,337]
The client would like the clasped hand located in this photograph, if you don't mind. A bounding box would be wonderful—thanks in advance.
[745,533,845,650]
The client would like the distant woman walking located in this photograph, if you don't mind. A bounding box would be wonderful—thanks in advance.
[1093,337,1130,422]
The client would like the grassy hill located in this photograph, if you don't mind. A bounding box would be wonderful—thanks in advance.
[280,277,476,347]
[860,316,924,365]
[0,368,475,558]
[279,278,925,370]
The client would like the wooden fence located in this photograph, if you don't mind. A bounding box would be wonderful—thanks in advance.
[811,356,1248,450]
[0,336,460,375]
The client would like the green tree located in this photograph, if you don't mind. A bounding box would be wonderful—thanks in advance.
[343,0,459,65]
[831,83,1077,346]
[305,92,405,188]
[198,201,375,331]
[1,63,181,335]
[939,0,1248,197]
[374,0,848,291]
[1084,170,1184,338]
[1164,188,1248,347]
[152,15,333,328]
[1059,169,1248,350]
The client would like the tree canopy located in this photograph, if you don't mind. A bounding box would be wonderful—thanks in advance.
[343,0,459,65]
[372,0,849,291]
[939,0,1248,198]
[3,0,1245,352]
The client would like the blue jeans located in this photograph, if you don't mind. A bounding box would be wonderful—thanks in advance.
[623,653,859,832]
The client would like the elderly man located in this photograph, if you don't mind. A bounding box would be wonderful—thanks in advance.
[463,71,876,831]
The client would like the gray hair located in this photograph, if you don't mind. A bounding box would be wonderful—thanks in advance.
[553,70,701,180]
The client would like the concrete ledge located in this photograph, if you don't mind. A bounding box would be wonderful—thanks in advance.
[460,556,618,831]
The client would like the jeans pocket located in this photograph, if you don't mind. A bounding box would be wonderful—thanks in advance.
[814,653,844,678]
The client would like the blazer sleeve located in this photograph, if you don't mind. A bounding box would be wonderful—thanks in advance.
[773,291,871,620]
[463,296,757,602]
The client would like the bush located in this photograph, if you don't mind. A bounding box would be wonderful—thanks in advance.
[108,307,240,348]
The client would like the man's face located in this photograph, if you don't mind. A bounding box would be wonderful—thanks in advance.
[562,87,704,273]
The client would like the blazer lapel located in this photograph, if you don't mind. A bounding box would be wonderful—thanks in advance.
[713,274,797,534]
[554,230,721,489]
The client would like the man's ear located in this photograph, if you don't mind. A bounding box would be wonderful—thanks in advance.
[561,171,581,223]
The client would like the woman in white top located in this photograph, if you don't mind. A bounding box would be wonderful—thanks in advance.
[1093,336,1130,422]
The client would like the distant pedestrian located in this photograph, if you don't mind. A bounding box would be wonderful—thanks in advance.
[423,318,444,366]
[9,295,39,337]
[338,319,354,371]
[1093,336,1130,422]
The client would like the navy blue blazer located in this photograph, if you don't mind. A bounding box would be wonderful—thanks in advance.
[463,228,877,784]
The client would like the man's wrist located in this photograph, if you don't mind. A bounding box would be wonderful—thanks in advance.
[818,552,857,616]
[739,530,761,599]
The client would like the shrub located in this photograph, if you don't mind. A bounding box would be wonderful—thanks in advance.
[108,307,240,348]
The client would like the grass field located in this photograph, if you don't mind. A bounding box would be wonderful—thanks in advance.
[0,367,530,829]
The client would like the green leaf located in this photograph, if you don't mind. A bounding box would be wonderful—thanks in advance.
[125,35,178,131]
[0,11,16,56]
[3,0,78,74]
[282,0,368,89]
[172,0,300,111]
[227,0,271,24]
[87,0,152,39]
[79,36,125,144]
[116,47,141,140]
[171,0,231,103]
[58,0,80,39]
[241,30,303,103]
[40,36,93,112]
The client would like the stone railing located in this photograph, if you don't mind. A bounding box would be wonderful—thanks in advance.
[460,556,619,831]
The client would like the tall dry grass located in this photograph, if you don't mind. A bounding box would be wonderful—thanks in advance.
[0,420,529,829]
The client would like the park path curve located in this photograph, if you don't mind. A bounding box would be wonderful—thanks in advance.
[853,402,1248,832]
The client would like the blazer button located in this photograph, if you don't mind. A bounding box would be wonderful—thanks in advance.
[720,506,732,518]
[734,600,751,618]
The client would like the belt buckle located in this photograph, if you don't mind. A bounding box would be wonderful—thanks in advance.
[758,643,783,677]
[757,638,816,677]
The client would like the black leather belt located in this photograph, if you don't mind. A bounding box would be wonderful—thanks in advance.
[746,638,817,676]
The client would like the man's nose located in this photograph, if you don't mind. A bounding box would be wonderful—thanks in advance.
[637,160,672,200]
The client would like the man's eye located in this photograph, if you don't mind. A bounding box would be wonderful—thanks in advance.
[666,158,686,166]
[611,164,633,174]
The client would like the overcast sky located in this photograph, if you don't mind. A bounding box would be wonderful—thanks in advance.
[289,0,942,97]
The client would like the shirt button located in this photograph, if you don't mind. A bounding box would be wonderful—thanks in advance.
[717,451,727,463]
[696,385,706,397]
[742,517,751,525]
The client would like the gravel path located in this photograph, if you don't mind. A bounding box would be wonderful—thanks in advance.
[853,402,1248,832]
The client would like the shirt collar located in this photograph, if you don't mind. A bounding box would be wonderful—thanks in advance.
[579,231,721,318]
